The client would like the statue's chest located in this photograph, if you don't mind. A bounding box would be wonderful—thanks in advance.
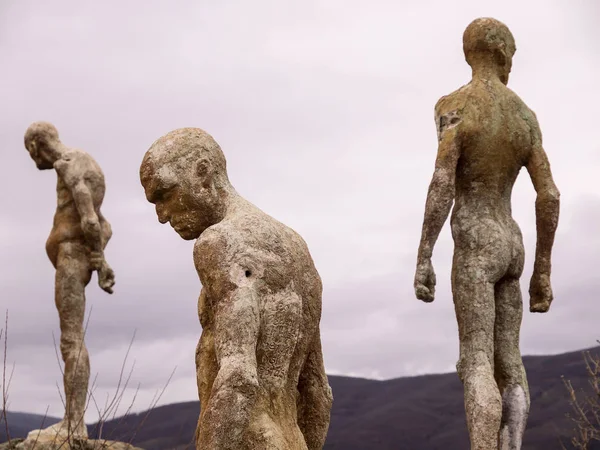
[56,182,74,209]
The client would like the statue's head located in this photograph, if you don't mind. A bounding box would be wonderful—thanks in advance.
[140,128,231,240]
[463,18,516,85]
[24,121,61,170]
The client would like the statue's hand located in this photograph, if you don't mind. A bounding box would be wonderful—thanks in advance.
[98,260,115,294]
[414,258,436,303]
[529,272,552,313]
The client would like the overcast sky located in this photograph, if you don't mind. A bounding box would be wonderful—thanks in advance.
[1,0,599,423]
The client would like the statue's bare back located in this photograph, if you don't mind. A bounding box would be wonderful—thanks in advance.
[444,80,538,272]
[448,84,535,212]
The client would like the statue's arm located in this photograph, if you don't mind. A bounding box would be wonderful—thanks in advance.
[59,162,104,267]
[297,332,333,450]
[414,106,461,302]
[525,130,560,312]
[194,233,260,448]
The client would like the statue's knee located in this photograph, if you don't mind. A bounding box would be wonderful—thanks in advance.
[60,333,84,359]
[502,384,529,414]
[496,349,527,383]
[325,384,333,405]
[456,350,493,382]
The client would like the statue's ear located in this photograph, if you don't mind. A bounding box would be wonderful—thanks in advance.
[196,159,213,187]
[494,42,508,67]
[28,139,37,154]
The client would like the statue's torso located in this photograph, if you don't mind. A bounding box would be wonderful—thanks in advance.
[46,150,112,267]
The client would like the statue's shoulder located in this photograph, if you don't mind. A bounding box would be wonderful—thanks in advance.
[195,223,227,251]
[508,88,539,122]
[194,220,266,286]
[55,148,92,171]
[193,225,225,276]
[54,152,84,183]
[435,83,471,117]
[502,86,541,142]
[194,222,240,265]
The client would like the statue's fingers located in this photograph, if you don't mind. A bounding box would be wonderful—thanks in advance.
[100,276,115,294]
[416,284,434,302]
[530,299,549,313]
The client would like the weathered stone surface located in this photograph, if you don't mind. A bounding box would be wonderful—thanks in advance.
[414,18,560,450]
[23,122,116,439]
[1,435,143,450]
[140,128,333,449]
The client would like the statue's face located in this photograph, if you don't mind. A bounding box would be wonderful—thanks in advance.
[141,161,217,241]
[25,138,54,170]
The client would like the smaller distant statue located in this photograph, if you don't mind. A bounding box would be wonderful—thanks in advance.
[23,122,115,442]
[413,18,560,450]
[140,128,333,450]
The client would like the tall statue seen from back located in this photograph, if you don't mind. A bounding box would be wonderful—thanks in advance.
[140,128,333,450]
[413,18,560,450]
[24,122,115,440]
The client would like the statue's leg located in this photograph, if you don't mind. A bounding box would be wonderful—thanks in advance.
[452,252,502,450]
[494,275,529,450]
[55,242,92,438]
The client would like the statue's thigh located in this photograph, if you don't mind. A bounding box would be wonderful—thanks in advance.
[451,251,497,349]
[494,277,523,356]
[54,242,91,316]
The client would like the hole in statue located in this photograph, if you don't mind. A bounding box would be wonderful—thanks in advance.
[245,270,252,277]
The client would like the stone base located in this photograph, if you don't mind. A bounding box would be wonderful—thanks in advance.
[1,417,144,450]
[14,418,88,448]
[0,434,143,450]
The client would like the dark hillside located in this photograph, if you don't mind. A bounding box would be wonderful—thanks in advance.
[2,347,598,449]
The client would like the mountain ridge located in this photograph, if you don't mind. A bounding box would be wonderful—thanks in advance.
[2,346,598,449]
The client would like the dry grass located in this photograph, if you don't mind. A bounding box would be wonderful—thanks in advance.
[1,308,175,450]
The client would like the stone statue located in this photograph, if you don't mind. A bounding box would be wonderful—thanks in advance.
[140,128,333,450]
[413,18,560,450]
[23,122,115,442]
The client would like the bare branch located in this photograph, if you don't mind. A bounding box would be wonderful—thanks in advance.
[127,366,177,446]
[2,310,12,445]
[563,345,600,449]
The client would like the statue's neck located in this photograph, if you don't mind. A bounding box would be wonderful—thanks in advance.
[471,66,502,83]
[48,141,69,164]
[222,188,252,218]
